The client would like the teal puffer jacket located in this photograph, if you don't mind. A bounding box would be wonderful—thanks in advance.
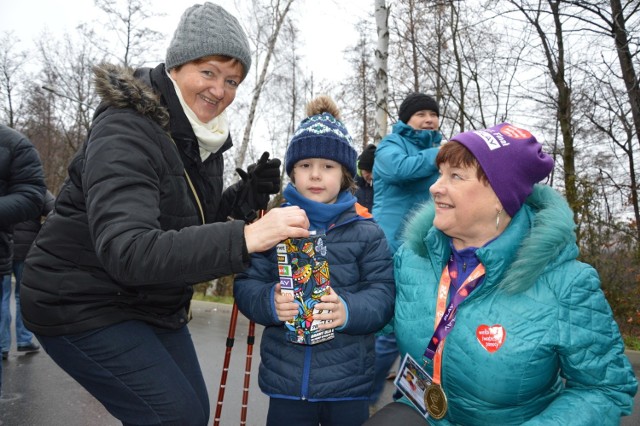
[372,121,441,253]
[393,184,637,425]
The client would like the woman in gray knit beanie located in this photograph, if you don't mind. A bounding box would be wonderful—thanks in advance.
[20,3,310,425]
[166,2,252,126]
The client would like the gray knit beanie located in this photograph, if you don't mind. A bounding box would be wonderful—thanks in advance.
[166,2,252,78]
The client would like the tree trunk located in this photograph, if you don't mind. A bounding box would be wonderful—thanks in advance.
[609,0,640,245]
[511,0,578,226]
[374,0,389,144]
[548,0,579,226]
[449,2,465,132]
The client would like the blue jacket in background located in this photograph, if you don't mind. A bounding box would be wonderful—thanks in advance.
[234,205,395,401]
[392,185,637,425]
[372,121,441,253]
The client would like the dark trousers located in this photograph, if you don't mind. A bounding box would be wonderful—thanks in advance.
[267,397,369,426]
[370,334,399,403]
[36,320,209,426]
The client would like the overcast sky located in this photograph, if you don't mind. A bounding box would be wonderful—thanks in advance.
[0,0,372,85]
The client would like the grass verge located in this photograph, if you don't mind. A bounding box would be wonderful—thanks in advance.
[191,293,234,305]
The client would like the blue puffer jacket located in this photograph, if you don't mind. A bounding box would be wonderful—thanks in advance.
[372,121,441,253]
[393,185,637,425]
[234,205,395,401]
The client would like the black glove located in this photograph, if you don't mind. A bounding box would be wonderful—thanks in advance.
[235,151,281,195]
[231,152,282,221]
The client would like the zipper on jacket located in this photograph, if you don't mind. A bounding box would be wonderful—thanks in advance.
[301,345,313,399]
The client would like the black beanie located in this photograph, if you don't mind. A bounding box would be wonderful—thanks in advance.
[398,92,439,124]
[358,144,377,171]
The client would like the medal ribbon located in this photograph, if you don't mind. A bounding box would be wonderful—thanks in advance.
[424,256,485,385]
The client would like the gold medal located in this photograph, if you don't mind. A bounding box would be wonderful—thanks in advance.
[424,384,448,419]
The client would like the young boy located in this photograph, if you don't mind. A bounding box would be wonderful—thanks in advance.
[234,95,395,426]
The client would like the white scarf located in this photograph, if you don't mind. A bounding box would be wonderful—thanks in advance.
[167,71,229,161]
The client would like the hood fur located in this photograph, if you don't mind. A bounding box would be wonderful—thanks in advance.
[92,63,169,130]
[401,184,577,293]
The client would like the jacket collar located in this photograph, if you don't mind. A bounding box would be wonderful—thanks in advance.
[404,184,578,293]
[92,63,234,158]
[392,121,443,149]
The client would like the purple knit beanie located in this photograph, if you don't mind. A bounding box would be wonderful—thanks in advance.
[451,123,554,217]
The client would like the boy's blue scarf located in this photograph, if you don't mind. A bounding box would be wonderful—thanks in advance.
[283,183,356,232]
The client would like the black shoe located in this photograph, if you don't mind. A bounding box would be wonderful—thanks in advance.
[1,351,7,360]
[17,342,40,353]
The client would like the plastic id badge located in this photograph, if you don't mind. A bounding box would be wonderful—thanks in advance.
[394,353,432,420]
[276,233,334,345]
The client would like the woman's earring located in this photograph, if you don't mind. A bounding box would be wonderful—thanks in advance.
[496,209,502,230]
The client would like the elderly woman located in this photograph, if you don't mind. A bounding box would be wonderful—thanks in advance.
[366,123,637,425]
[20,3,309,425]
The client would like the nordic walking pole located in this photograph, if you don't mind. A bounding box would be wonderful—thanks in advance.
[213,210,263,426]
[240,318,256,425]
[240,209,262,425]
[213,301,239,426]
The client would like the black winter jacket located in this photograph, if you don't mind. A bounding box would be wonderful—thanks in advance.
[0,124,46,275]
[21,63,250,335]
[13,190,55,261]
[354,175,373,212]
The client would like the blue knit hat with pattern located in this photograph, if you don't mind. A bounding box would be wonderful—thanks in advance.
[285,112,357,177]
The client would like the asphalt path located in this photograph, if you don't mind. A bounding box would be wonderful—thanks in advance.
[1,300,638,425]
[0,300,394,426]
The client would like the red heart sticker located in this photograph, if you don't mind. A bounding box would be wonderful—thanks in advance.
[476,324,506,353]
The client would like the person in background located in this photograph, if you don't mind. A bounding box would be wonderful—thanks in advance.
[19,3,309,425]
[370,92,443,408]
[366,123,638,425]
[355,143,376,211]
[0,124,46,396]
[1,189,54,360]
[234,95,395,426]
[372,92,442,253]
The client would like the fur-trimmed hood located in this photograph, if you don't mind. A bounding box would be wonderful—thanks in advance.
[92,63,169,130]
[400,184,577,293]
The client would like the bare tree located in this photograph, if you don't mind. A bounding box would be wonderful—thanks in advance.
[443,1,524,133]
[79,0,166,67]
[0,32,29,128]
[506,0,579,224]
[340,19,377,149]
[448,1,467,132]
[389,0,426,97]
[373,0,390,144]
[561,0,640,247]
[21,82,68,192]
[258,16,311,186]
[20,32,102,192]
[235,0,296,171]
